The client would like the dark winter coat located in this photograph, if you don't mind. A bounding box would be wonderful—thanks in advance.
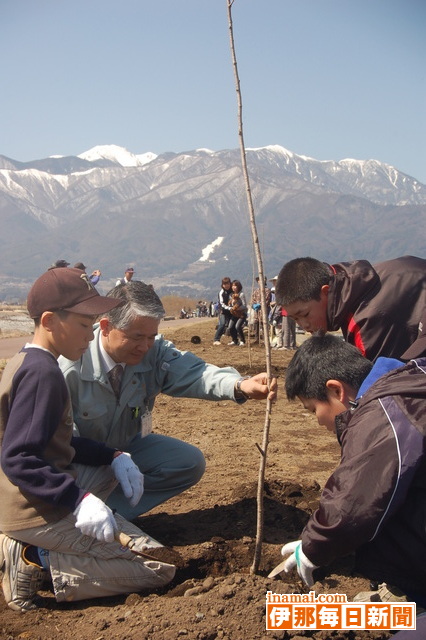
[326,255,426,361]
[302,357,426,594]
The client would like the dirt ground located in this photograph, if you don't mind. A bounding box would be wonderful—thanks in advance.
[0,318,397,640]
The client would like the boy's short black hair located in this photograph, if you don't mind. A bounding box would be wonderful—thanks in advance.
[285,334,372,401]
[275,257,331,306]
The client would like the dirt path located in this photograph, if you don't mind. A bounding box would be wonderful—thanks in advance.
[0,335,29,359]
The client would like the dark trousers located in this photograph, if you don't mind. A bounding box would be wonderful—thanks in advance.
[229,315,246,344]
[214,312,230,341]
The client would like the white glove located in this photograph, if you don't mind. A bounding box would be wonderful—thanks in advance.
[281,540,318,587]
[111,452,144,507]
[73,493,117,542]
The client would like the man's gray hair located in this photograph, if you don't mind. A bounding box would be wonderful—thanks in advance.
[104,281,165,329]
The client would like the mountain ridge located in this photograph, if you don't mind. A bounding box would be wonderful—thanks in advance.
[0,145,424,301]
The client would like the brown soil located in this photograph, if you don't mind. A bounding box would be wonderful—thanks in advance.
[1,319,394,640]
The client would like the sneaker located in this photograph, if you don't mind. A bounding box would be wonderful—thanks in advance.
[0,534,45,612]
[213,341,221,346]
[239,342,246,346]
[353,582,408,603]
[228,341,237,346]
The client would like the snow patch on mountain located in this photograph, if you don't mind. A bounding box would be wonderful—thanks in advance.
[248,144,315,163]
[78,145,157,167]
[198,237,224,262]
[0,167,70,190]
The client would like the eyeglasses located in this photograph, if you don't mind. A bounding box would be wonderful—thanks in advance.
[114,327,157,344]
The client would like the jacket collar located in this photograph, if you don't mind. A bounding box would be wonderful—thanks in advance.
[356,357,404,399]
[335,356,404,443]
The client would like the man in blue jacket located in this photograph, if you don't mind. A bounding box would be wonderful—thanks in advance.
[59,280,276,520]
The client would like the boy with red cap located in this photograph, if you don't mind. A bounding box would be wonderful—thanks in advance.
[0,268,175,612]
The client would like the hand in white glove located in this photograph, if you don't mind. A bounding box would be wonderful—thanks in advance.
[281,540,318,587]
[111,451,144,507]
[73,493,117,542]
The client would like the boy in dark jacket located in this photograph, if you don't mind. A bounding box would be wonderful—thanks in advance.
[275,255,426,361]
[275,334,426,608]
[0,268,175,612]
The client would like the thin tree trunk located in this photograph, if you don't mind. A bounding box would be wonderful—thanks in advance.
[226,0,273,574]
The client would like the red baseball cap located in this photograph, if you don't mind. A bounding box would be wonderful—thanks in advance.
[27,268,122,319]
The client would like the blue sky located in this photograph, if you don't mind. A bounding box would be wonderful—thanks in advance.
[1,0,425,182]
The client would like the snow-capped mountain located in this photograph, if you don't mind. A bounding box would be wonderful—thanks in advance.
[0,144,424,301]
[78,144,157,167]
[247,145,426,206]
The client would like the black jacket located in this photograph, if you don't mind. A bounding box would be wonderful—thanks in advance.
[326,255,426,361]
[302,357,426,593]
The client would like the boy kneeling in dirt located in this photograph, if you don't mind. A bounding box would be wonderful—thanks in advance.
[0,268,175,612]
[275,333,426,609]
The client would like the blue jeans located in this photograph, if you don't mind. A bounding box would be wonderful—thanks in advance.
[229,315,246,343]
[106,433,206,520]
[214,312,230,341]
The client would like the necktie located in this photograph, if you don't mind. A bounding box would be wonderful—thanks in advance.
[109,364,123,398]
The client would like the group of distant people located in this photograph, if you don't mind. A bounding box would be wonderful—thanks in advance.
[2,252,426,633]
[49,260,136,289]
[195,301,210,317]
[49,259,102,285]
[251,275,298,349]
[269,275,297,350]
[179,302,212,319]
[212,274,297,349]
[213,277,248,346]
